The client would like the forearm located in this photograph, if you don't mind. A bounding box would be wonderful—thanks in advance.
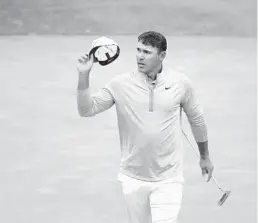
[77,72,94,117]
[76,71,115,117]
[190,120,209,157]
[77,71,90,90]
[197,141,209,158]
[187,112,209,157]
[190,121,208,142]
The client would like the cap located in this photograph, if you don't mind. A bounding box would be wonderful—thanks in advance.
[89,36,120,66]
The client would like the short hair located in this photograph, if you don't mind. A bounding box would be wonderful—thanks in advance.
[138,31,167,53]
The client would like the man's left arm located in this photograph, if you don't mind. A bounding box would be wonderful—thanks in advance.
[181,78,214,182]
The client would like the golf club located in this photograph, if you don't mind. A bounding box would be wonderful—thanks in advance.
[180,109,231,206]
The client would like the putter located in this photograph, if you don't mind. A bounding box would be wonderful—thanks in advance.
[211,176,231,205]
[180,109,231,206]
[182,129,231,206]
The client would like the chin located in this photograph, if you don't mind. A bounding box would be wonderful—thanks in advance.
[138,67,147,74]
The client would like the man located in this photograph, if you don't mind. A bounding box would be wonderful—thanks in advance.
[77,31,214,223]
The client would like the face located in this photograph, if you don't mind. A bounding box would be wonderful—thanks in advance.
[136,41,166,75]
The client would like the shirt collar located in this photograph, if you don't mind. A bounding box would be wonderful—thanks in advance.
[137,65,165,85]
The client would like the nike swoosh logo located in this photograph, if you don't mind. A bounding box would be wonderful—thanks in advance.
[165,87,171,90]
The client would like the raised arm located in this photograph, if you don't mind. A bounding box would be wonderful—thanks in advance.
[77,54,114,117]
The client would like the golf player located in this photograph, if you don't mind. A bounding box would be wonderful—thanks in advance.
[77,31,214,223]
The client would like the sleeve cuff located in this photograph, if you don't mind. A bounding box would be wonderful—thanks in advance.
[191,125,208,142]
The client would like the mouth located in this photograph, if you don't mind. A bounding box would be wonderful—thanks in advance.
[137,62,145,67]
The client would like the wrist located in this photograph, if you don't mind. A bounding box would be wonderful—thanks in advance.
[78,70,90,76]
[200,154,210,159]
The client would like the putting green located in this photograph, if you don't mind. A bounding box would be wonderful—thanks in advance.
[0,36,256,223]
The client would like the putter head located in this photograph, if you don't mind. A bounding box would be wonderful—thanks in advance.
[217,191,231,206]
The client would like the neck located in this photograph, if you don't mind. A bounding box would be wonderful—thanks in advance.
[146,65,163,81]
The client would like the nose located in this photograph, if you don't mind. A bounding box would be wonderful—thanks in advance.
[137,51,145,60]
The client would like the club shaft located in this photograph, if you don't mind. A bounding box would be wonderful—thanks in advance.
[181,130,224,193]
[211,176,224,192]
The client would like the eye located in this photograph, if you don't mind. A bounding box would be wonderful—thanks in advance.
[143,50,151,54]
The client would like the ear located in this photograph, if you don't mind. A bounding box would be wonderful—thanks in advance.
[159,51,166,61]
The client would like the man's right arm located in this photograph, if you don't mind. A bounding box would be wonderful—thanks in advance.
[76,55,115,117]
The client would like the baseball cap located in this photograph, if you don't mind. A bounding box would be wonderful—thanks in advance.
[89,36,120,66]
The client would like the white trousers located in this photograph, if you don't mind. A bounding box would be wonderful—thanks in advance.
[118,173,184,223]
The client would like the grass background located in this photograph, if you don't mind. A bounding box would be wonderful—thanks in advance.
[0,0,256,36]
[0,36,256,223]
[0,0,256,222]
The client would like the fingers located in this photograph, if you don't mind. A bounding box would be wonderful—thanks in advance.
[78,54,88,63]
[202,166,214,182]
[78,54,94,63]
[201,168,207,176]
[207,166,214,182]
